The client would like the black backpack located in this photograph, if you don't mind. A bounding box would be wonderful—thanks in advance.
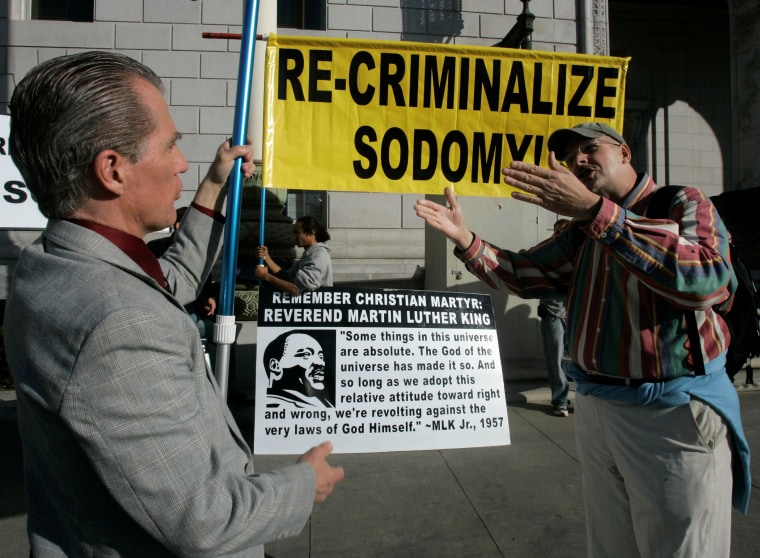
[647,186,760,382]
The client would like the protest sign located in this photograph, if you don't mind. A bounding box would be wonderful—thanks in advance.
[0,115,46,229]
[262,34,629,197]
[253,285,510,454]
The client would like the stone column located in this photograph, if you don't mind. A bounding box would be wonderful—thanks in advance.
[731,0,760,191]
[579,0,610,56]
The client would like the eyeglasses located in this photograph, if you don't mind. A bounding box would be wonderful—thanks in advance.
[562,139,621,167]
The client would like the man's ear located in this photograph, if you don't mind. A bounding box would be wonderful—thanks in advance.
[92,150,128,196]
[621,143,632,164]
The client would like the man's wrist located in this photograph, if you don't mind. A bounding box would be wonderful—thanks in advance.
[580,197,603,223]
[455,230,474,251]
[192,179,228,214]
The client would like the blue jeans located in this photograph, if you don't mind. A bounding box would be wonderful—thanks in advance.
[541,315,569,407]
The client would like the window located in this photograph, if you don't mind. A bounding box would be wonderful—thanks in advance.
[278,0,326,30]
[32,0,93,22]
[287,190,326,223]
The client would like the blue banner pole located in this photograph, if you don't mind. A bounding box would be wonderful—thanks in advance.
[214,0,261,398]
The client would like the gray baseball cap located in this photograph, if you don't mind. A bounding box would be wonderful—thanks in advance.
[548,122,626,159]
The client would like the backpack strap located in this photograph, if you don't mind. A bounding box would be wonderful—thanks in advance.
[646,186,706,375]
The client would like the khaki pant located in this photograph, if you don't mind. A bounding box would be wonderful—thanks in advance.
[575,393,732,558]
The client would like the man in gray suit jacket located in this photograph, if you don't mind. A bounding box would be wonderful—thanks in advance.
[4,51,343,557]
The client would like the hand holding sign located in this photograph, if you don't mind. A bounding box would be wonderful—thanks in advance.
[298,441,345,503]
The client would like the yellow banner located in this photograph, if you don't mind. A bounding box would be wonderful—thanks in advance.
[262,34,629,197]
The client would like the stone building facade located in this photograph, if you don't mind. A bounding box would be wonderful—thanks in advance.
[0,0,757,365]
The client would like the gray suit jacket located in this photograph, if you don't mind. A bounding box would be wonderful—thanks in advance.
[4,208,315,557]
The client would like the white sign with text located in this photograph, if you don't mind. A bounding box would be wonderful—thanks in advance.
[253,285,510,454]
[0,115,47,229]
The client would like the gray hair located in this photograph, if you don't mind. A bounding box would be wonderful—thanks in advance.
[9,51,164,218]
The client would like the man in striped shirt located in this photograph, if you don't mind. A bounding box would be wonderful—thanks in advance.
[415,122,750,557]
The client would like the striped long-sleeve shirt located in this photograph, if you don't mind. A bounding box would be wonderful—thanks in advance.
[457,173,736,381]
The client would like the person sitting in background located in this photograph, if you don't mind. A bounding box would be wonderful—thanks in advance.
[255,216,333,295]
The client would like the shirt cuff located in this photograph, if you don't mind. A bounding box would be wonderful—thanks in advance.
[190,202,225,223]
[580,197,621,242]
[454,233,483,262]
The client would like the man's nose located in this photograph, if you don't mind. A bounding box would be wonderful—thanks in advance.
[567,149,587,168]
[176,147,189,173]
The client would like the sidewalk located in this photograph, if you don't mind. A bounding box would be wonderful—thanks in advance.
[1,365,759,557]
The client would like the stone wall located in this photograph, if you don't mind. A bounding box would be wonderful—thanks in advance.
[0,1,585,294]
[732,0,760,192]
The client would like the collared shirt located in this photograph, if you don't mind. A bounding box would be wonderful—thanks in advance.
[456,174,750,513]
[68,219,169,289]
[456,173,735,381]
[67,203,222,292]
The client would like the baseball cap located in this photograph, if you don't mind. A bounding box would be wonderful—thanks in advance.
[548,122,626,160]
